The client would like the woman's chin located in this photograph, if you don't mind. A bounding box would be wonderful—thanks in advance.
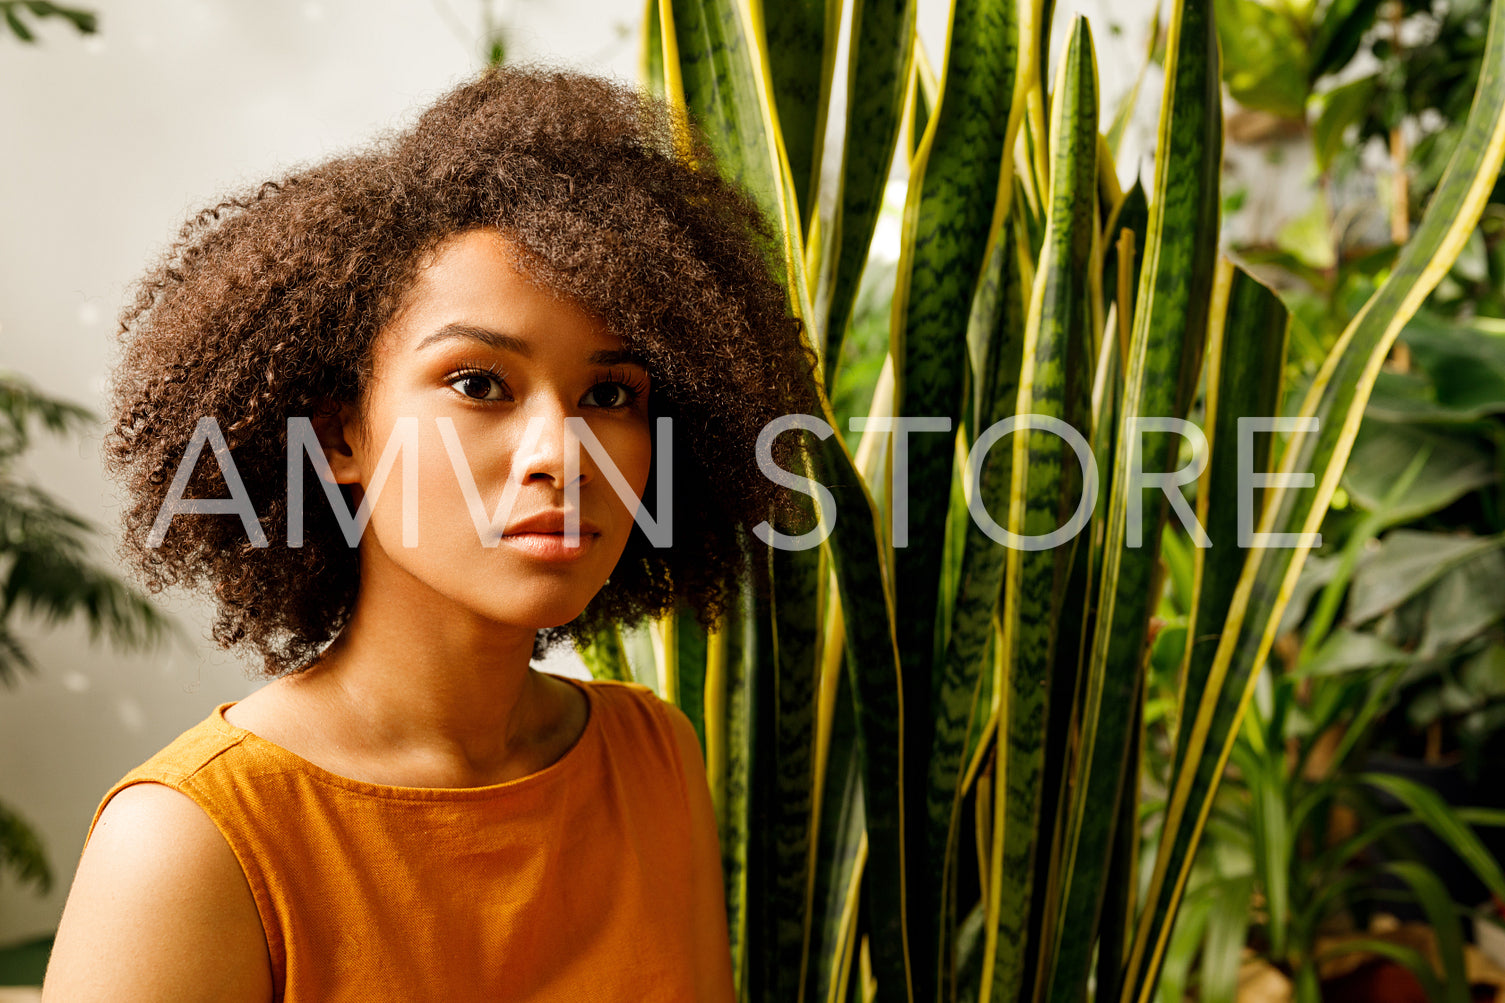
[496,597,595,634]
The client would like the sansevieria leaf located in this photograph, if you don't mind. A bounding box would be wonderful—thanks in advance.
[1042,0,1221,994]
[889,0,1024,993]
[981,14,1099,1003]
[638,0,1505,999]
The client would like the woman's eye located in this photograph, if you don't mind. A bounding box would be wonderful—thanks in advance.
[450,373,507,401]
[583,382,635,409]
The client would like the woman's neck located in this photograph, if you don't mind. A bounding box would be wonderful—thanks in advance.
[228,549,588,788]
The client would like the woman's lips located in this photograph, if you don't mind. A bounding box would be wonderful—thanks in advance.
[502,527,602,557]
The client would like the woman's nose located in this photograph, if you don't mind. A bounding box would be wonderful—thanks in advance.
[512,404,587,490]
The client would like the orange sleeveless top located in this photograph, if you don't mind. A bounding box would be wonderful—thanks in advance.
[87,677,734,1002]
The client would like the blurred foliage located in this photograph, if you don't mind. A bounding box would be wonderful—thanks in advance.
[0,373,179,897]
[1215,0,1388,120]
[0,374,176,691]
[1152,1,1505,990]
[1224,0,1504,374]
[1326,311,1505,775]
[0,1,94,42]
[479,0,506,66]
[1146,437,1505,998]
[1219,0,1505,766]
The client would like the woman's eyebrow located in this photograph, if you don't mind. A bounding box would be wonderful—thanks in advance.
[415,323,530,354]
[590,349,648,367]
[413,325,646,369]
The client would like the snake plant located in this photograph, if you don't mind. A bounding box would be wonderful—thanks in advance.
[579,0,1505,999]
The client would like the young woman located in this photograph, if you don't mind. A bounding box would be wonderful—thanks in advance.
[43,65,817,1001]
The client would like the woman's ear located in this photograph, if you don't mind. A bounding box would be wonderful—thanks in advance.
[309,399,363,484]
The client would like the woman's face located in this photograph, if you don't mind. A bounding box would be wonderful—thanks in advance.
[322,227,653,632]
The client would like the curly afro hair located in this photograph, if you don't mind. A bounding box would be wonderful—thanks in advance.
[105,65,821,678]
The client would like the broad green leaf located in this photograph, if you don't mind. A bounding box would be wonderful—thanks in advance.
[1365,369,1505,423]
[1402,311,1505,416]
[1416,546,1505,657]
[1213,0,1309,118]
[1462,644,1505,700]
[1295,628,1410,678]
[1312,74,1377,174]
[1341,421,1495,524]
[1346,530,1505,625]
[1274,191,1336,271]
[1308,0,1384,81]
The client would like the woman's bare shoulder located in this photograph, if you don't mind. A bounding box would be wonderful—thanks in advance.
[42,782,272,1003]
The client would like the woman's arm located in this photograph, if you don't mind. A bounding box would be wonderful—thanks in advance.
[42,782,273,1002]
[663,703,737,1003]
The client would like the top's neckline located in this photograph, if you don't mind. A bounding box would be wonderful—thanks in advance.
[207,672,599,801]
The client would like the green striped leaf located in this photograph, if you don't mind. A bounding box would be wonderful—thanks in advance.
[643,0,667,100]
[753,542,824,999]
[718,586,755,994]
[807,646,869,1003]
[674,608,710,756]
[1100,180,1148,338]
[1172,261,1288,780]
[818,429,913,1002]
[817,0,917,388]
[577,623,632,683]
[1045,0,1222,993]
[662,0,814,329]
[909,42,938,165]
[982,17,1101,1001]
[888,0,1023,992]
[745,557,781,998]
[761,0,839,235]
[926,173,1028,1001]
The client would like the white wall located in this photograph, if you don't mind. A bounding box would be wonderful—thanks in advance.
[0,0,1160,947]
